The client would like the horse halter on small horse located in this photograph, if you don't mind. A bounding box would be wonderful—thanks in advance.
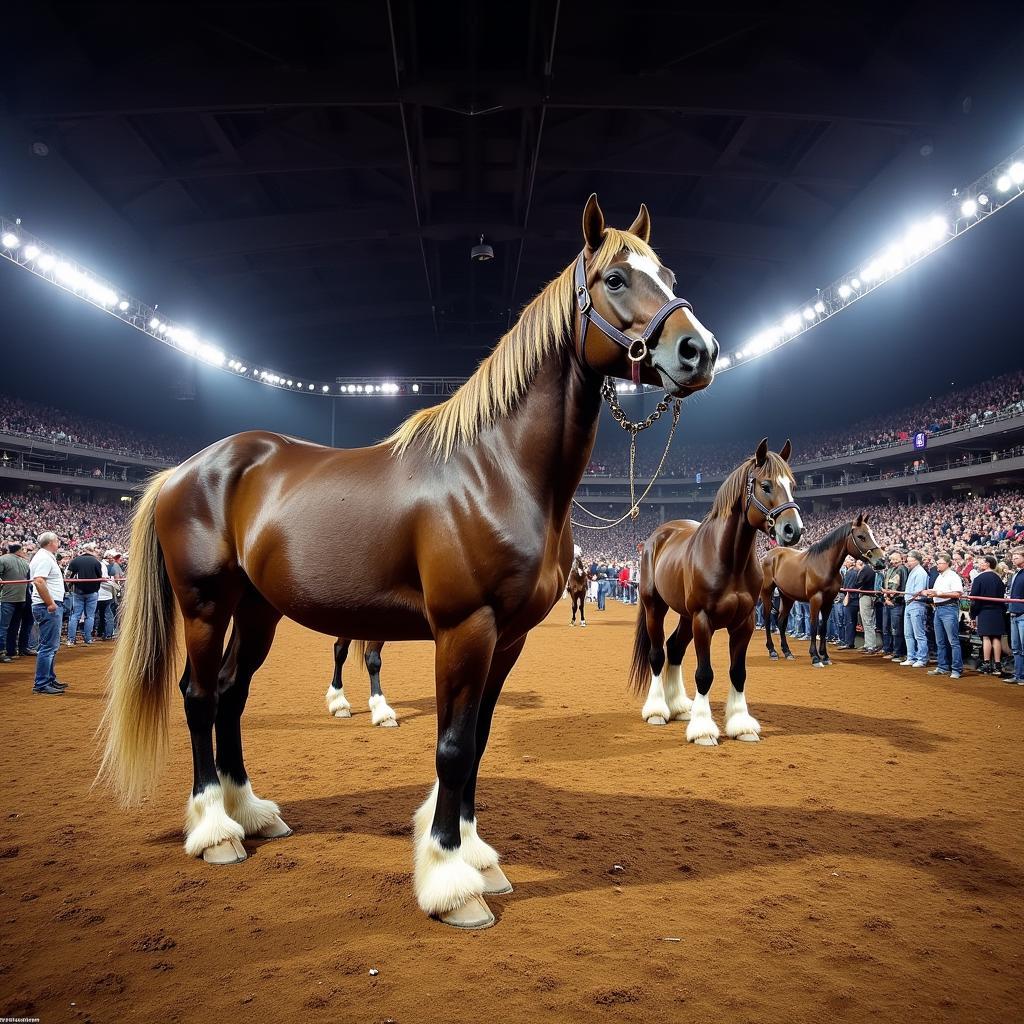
[574,252,693,384]
[745,471,801,534]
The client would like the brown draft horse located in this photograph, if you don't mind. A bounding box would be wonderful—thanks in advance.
[567,545,589,626]
[760,514,886,667]
[629,440,802,745]
[98,196,717,930]
[325,639,397,726]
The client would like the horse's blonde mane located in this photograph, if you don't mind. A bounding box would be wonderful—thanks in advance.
[386,227,661,460]
[710,452,795,520]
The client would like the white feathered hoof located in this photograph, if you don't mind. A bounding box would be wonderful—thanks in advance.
[669,697,693,722]
[325,685,352,718]
[581,620,587,628]
[438,894,495,930]
[693,735,718,746]
[202,837,247,864]
[811,661,824,669]
[369,694,398,728]
[569,619,576,627]
[726,711,762,742]
[769,651,779,661]
[184,785,246,860]
[686,715,720,746]
[642,691,671,727]
[821,658,833,666]
[481,864,513,895]
[783,652,796,661]
[252,814,293,839]
[414,836,487,918]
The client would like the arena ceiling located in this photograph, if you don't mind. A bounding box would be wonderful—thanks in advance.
[4,1,1024,380]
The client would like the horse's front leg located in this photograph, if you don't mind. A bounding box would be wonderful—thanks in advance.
[686,611,720,746]
[365,643,398,727]
[808,593,824,667]
[724,615,760,741]
[325,638,353,718]
[664,620,693,721]
[413,609,496,929]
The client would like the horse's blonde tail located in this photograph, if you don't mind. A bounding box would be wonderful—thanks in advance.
[96,469,178,806]
[352,639,367,664]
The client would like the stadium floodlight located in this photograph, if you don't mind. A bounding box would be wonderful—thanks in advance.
[977,193,989,206]
[322,385,329,392]
[23,244,39,260]
[1011,161,1024,184]
[118,299,129,311]
[36,252,55,270]
[412,383,420,392]
[717,355,731,369]
[813,300,825,313]
[996,174,1011,192]
[1,233,19,248]
[803,307,815,321]
[838,284,852,299]
[961,198,977,217]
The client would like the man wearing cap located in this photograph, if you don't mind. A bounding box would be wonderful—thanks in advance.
[29,532,67,695]
[96,550,121,640]
[66,541,103,646]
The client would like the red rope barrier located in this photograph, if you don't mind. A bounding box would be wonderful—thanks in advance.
[839,587,1020,605]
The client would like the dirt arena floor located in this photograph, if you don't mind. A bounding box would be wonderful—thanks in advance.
[2,600,1023,1023]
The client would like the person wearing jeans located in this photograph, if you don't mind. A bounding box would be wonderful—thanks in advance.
[901,551,929,668]
[66,542,103,645]
[28,532,67,695]
[925,553,964,678]
[1007,548,1024,683]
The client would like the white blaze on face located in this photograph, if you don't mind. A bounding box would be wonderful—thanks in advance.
[626,252,674,300]
[777,475,803,531]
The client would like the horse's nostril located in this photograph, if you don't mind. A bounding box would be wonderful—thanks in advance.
[677,335,700,365]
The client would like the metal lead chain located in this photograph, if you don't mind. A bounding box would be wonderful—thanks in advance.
[571,380,683,531]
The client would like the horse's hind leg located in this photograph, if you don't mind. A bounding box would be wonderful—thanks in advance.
[579,591,587,627]
[326,639,353,718]
[216,591,290,842]
[413,608,496,929]
[808,593,824,667]
[819,596,835,665]
[366,642,398,727]
[725,615,760,741]
[641,595,672,725]
[778,597,796,659]
[762,582,779,660]
[664,619,693,721]
[179,588,247,864]
[569,592,577,626]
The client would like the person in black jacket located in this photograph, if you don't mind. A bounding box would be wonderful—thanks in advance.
[970,555,1007,676]
[856,559,881,653]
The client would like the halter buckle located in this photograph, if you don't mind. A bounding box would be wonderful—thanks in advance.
[627,338,648,362]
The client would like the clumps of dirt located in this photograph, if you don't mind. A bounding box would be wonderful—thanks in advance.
[0,845,19,858]
[132,932,176,953]
[86,972,126,995]
[593,986,642,1006]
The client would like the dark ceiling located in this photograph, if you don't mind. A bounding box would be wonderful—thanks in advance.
[4,0,1024,382]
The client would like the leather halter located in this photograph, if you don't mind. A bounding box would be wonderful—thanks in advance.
[574,252,693,384]
[745,471,801,535]
[848,525,880,562]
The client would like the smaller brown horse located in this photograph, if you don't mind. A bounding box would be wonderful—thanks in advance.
[629,439,802,745]
[760,514,886,666]
[325,639,398,726]
[567,546,589,626]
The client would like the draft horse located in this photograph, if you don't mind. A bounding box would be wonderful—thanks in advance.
[325,639,398,726]
[567,545,589,626]
[629,439,802,744]
[760,514,886,666]
[98,195,718,929]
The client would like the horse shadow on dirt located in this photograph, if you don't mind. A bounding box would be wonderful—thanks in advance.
[270,778,1021,905]
[503,702,946,761]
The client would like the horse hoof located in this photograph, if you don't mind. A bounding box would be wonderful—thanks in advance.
[377,718,399,728]
[253,815,292,840]
[438,894,495,930]
[202,837,247,865]
[822,659,832,666]
[811,661,823,669]
[737,733,760,742]
[645,715,668,726]
[694,736,718,747]
[581,622,587,628]
[570,620,576,626]
[333,708,352,719]
[481,864,513,895]
[671,712,691,722]
[769,652,779,661]
[784,653,796,661]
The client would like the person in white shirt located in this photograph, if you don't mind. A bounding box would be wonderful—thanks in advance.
[28,531,68,695]
[923,553,964,678]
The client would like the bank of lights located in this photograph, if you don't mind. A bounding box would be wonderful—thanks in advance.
[725,147,1024,372]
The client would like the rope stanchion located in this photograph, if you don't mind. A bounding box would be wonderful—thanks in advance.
[839,587,1019,604]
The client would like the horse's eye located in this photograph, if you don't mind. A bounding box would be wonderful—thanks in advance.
[605,273,625,291]
[761,482,772,493]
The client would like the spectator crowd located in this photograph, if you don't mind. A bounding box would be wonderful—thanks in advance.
[0,394,193,463]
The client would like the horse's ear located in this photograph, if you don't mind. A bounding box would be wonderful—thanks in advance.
[755,437,769,467]
[582,193,606,253]
[863,513,870,523]
[854,513,864,526]
[627,203,651,243]
[780,438,792,463]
